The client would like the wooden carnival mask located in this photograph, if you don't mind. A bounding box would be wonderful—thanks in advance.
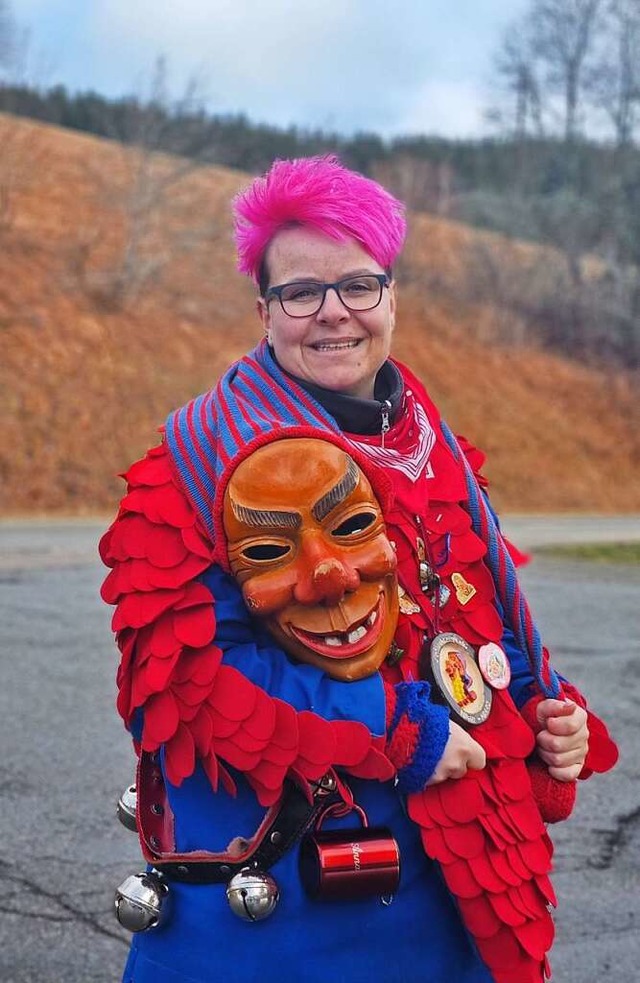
[223,438,399,681]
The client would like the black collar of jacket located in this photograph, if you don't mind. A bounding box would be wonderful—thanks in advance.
[282,359,404,435]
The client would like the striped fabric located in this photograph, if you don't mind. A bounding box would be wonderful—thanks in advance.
[165,340,339,539]
[440,420,560,700]
[165,343,557,700]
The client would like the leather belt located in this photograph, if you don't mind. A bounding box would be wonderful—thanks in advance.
[136,751,340,884]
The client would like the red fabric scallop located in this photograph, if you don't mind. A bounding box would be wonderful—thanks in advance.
[442,822,486,859]
[121,484,195,527]
[436,774,485,823]
[209,708,241,739]
[143,690,180,746]
[165,722,196,785]
[124,453,173,487]
[450,602,505,642]
[445,858,484,899]
[295,712,338,765]
[181,523,217,560]
[112,588,184,632]
[347,745,395,781]
[209,665,258,721]
[213,739,263,774]
[270,699,299,750]
[172,604,216,648]
[247,759,290,792]
[189,706,214,756]
[472,850,515,894]
[488,891,528,927]
[418,825,456,864]
[144,651,182,693]
[327,720,372,766]
[241,688,278,742]
[456,433,488,484]
[448,529,487,564]
[458,895,502,938]
[489,847,524,888]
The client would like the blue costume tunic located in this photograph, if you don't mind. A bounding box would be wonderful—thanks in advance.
[122,569,494,983]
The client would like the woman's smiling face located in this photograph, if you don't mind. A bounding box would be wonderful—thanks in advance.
[258,226,396,399]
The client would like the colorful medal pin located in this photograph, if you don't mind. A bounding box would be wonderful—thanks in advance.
[451,572,477,606]
[478,642,511,690]
[428,633,492,726]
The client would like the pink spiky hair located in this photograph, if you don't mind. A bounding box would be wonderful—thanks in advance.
[233,155,407,283]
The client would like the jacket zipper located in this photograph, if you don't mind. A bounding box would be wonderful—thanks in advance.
[380,399,392,447]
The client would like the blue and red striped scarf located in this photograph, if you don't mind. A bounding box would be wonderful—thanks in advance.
[165,339,558,698]
[165,340,344,551]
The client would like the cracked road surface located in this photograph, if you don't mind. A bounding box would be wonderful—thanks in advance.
[1,520,638,982]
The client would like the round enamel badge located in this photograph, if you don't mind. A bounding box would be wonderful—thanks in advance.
[478,643,511,690]
[429,633,492,726]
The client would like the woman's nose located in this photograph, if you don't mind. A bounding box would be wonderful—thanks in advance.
[316,285,350,323]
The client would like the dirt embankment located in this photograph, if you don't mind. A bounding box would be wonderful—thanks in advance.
[1,117,638,516]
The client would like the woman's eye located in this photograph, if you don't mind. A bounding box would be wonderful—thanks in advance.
[332,512,376,537]
[342,277,376,295]
[283,283,321,302]
[242,544,291,561]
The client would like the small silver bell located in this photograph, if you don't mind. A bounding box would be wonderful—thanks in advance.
[116,784,138,832]
[114,871,170,932]
[226,867,279,922]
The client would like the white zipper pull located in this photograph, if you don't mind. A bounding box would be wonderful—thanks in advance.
[380,400,392,448]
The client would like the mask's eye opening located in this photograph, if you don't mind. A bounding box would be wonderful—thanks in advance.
[332,512,376,538]
[242,544,291,561]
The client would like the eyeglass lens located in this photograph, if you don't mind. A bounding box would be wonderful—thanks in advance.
[280,276,383,316]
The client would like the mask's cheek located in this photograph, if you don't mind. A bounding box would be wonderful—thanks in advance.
[350,536,398,579]
[240,570,298,617]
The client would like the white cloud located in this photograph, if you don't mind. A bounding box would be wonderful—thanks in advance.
[389,78,489,138]
[17,0,533,137]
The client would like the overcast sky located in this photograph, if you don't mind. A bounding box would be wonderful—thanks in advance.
[16,0,531,139]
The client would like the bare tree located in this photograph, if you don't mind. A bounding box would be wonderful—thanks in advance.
[0,0,14,70]
[71,56,221,310]
[528,0,604,141]
[372,155,453,216]
[492,27,544,141]
[588,0,640,146]
[0,2,49,233]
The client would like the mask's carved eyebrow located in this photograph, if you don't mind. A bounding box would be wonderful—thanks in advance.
[231,502,301,529]
[312,456,359,522]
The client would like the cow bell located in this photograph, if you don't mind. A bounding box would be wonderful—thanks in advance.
[116,784,138,832]
[226,867,279,922]
[114,871,170,932]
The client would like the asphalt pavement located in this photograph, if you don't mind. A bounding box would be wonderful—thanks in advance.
[0,517,638,983]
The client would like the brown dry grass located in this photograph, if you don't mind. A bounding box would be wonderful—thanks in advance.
[1,117,638,515]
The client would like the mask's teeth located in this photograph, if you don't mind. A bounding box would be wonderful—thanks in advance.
[347,625,367,644]
[324,636,343,647]
[366,610,377,627]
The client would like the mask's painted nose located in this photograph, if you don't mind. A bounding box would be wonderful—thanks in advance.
[294,534,360,606]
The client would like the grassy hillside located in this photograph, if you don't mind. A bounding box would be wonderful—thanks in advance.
[1,117,638,515]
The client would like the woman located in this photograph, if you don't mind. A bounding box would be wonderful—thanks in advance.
[101,156,617,983]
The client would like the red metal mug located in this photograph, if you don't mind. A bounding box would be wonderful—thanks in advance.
[299,804,400,901]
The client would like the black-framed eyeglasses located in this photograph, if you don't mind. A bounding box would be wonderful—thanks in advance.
[264,273,389,318]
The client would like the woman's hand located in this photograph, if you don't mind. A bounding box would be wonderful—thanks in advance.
[426,720,486,785]
[535,699,589,782]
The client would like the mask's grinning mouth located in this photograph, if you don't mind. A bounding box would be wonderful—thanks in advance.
[289,595,385,659]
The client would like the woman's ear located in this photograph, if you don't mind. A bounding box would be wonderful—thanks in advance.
[256,296,270,334]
